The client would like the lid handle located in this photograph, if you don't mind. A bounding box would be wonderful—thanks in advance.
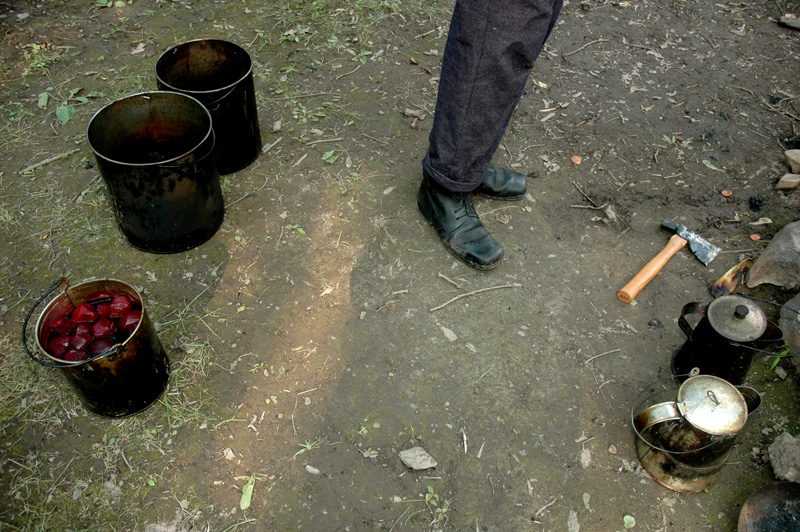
[707,390,719,405]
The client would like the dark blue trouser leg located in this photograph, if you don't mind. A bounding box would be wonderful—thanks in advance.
[422,0,562,192]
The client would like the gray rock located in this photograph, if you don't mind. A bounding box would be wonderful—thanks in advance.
[768,432,800,483]
[780,293,800,349]
[787,150,800,174]
[748,221,800,289]
[398,446,437,470]
[779,294,800,371]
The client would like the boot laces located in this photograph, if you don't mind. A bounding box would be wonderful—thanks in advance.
[453,193,477,220]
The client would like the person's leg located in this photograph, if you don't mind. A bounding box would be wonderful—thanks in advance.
[423,0,562,192]
[418,0,561,270]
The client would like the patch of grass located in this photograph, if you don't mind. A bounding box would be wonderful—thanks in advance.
[0,336,73,441]
[0,333,218,531]
[292,436,325,459]
[21,42,62,78]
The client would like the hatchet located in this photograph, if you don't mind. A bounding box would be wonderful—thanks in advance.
[617,218,721,303]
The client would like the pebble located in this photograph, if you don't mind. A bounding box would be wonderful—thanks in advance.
[440,326,457,342]
[398,446,437,470]
[786,149,800,174]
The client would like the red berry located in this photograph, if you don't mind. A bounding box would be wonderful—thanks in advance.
[109,295,132,318]
[48,335,71,358]
[92,317,117,338]
[89,337,115,356]
[62,349,89,362]
[72,302,98,323]
[69,332,93,350]
[95,302,111,319]
[118,309,142,334]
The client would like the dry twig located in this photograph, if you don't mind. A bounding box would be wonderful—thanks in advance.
[584,349,621,365]
[19,148,80,175]
[429,283,520,312]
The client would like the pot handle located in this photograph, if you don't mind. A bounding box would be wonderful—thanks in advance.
[679,302,708,338]
[21,277,69,367]
[632,401,682,432]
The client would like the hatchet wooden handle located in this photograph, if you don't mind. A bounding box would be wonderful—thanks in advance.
[617,234,688,303]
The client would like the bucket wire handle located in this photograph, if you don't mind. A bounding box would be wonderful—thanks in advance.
[22,277,70,367]
[22,277,122,368]
[160,129,216,170]
[204,86,238,111]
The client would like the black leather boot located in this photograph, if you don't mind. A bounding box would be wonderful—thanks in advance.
[417,173,504,270]
[475,163,527,200]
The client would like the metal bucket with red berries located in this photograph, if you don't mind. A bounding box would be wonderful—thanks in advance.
[22,277,170,417]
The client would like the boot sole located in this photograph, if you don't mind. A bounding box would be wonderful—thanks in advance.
[475,191,525,201]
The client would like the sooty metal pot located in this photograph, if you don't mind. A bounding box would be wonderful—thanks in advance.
[632,372,761,493]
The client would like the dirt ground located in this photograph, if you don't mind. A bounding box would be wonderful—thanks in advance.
[1,0,799,531]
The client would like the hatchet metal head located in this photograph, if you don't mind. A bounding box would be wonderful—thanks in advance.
[662,218,720,266]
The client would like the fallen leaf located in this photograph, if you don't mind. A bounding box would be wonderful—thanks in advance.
[56,105,75,124]
[702,160,724,172]
[623,515,636,528]
[239,475,255,510]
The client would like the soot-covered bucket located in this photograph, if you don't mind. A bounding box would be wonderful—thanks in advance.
[22,278,170,418]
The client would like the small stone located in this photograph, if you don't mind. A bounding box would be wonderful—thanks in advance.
[608,444,618,455]
[775,366,788,380]
[775,174,800,190]
[272,120,282,132]
[579,447,591,469]
[787,150,800,174]
[222,448,235,461]
[305,465,321,475]
[398,446,437,470]
[568,510,580,532]
[768,432,800,482]
[440,326,457,342]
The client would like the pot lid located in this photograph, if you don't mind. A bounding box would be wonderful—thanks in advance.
[677,375,748,436]
[707,295,767,342]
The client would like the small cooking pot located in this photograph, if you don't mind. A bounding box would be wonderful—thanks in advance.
[632,372,761,493]
[672,295,783,384]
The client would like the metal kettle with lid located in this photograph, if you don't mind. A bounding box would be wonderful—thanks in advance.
[671,295,783,384]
